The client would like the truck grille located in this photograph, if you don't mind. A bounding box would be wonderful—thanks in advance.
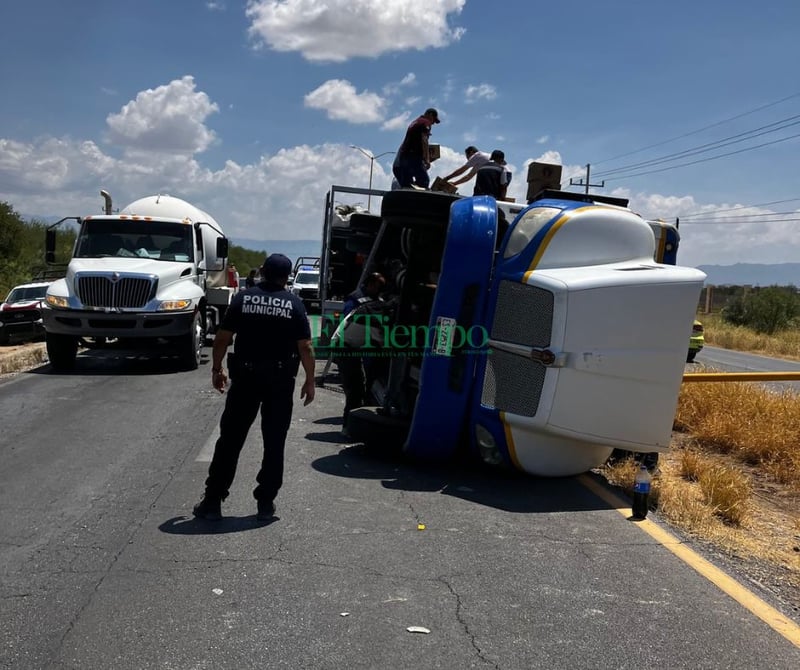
[76,275,156,309]
[0,309,41,325]
[480,280,554,417]
[481,349,546,417]
[490,280,553,346]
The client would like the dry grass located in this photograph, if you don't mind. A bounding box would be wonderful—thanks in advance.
[676,379,800,488]
[701,313,800,361]
[0,343,47,375]
[600,322,800,605]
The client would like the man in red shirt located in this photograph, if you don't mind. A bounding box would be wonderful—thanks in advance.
[392,108,440,189]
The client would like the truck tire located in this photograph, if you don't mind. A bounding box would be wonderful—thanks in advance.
[179,313,204,370]
[47,333,78,372]
[381,190,460,227]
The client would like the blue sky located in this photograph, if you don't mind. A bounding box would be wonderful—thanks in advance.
[1,0,799,267]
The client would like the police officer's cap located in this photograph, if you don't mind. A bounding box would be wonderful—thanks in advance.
[262,253,292,279]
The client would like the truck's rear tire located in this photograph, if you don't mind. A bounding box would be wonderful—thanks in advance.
[178,313,204,370]
[46,333,78,372]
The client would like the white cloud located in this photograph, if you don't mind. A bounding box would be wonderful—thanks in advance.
[381,112,412,131]
[0,135,399,240]
[105,76,219,155]
[206,1,225,10]
[464,83,497,103]
[383,72,416,96]
[536,135,549,144]
[304,79,385,123]
[246,0,466,62]
[3,113,799,267]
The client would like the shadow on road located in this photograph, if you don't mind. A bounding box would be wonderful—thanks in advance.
[311,444,617,514]
[29,346,211,376]
[158,514,279,535]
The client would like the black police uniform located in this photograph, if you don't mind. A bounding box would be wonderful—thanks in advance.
[203,281,311,506]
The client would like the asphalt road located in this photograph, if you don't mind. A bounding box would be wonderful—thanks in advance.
[694,345,800,392]
[1,345,799,669]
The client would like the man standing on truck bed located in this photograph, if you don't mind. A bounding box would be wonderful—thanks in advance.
[392,107,440,189]
[193,253,316,521]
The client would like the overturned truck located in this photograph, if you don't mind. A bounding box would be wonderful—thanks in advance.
[319,187,704,477]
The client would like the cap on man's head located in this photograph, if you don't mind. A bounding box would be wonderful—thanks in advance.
[261,253,292,279]
[464,145,478,156]
[490,149,506,165]
[424,107,441,124]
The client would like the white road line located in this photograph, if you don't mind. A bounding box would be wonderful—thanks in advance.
[196,424,220,462]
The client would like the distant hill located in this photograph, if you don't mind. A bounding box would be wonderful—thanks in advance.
[697,263,800,287]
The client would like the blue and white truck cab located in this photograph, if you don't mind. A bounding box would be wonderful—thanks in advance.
[320,186,705,477]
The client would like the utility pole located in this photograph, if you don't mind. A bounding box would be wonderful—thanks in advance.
[569,164,605,194]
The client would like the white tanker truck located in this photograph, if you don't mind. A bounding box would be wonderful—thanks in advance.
[42,191,236,371]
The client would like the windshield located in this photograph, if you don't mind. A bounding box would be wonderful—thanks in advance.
[294,272,319,284]
[74,219,195,262]
[5,286,48,303]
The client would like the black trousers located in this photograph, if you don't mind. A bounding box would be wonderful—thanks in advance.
[337,354,365,425]
[204,371,295,503]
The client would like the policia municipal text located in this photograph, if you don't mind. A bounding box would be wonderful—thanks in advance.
[193,253,316,521]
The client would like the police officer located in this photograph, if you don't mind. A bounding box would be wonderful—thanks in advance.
[337,273,385,435]
[193,253,316,521]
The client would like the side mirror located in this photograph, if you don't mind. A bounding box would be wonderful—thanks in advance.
[45,229,57,264]
[216,238,229,259]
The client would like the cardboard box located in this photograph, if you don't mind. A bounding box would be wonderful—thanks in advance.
[526,162,562,202]
[428,144,441,163]
[431,176,457,194]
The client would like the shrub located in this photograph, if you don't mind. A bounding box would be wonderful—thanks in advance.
[721,286,800,335]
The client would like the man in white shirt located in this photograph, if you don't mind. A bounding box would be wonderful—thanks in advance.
[443,146,490,188]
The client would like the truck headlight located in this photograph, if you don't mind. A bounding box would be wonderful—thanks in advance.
[159,299,192,311]
[475,424,503,466]
[46,295,69,308]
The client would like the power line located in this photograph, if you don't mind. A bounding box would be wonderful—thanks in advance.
[592,90,800,166]
[602,130,800,182]
[680,197,800,218]
[594,114,800,179]
[681,217,800,225]
[679,210,799,221]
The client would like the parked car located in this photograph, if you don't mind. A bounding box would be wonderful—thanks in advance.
[688,319,705,362]
[0,281,53,345]
[291,267,321,311]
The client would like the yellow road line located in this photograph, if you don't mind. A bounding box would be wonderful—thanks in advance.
[578,473,800,648]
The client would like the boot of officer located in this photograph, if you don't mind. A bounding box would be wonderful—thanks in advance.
[193,253,315,521]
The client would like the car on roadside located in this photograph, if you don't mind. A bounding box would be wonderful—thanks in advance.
[291,266,321,312]
[688,319,704,362]
[0,281,53,345]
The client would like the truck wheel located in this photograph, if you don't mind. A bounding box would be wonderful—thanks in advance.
[47,333,78,372]
[179,313,204,370]
[381,190,459,226]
